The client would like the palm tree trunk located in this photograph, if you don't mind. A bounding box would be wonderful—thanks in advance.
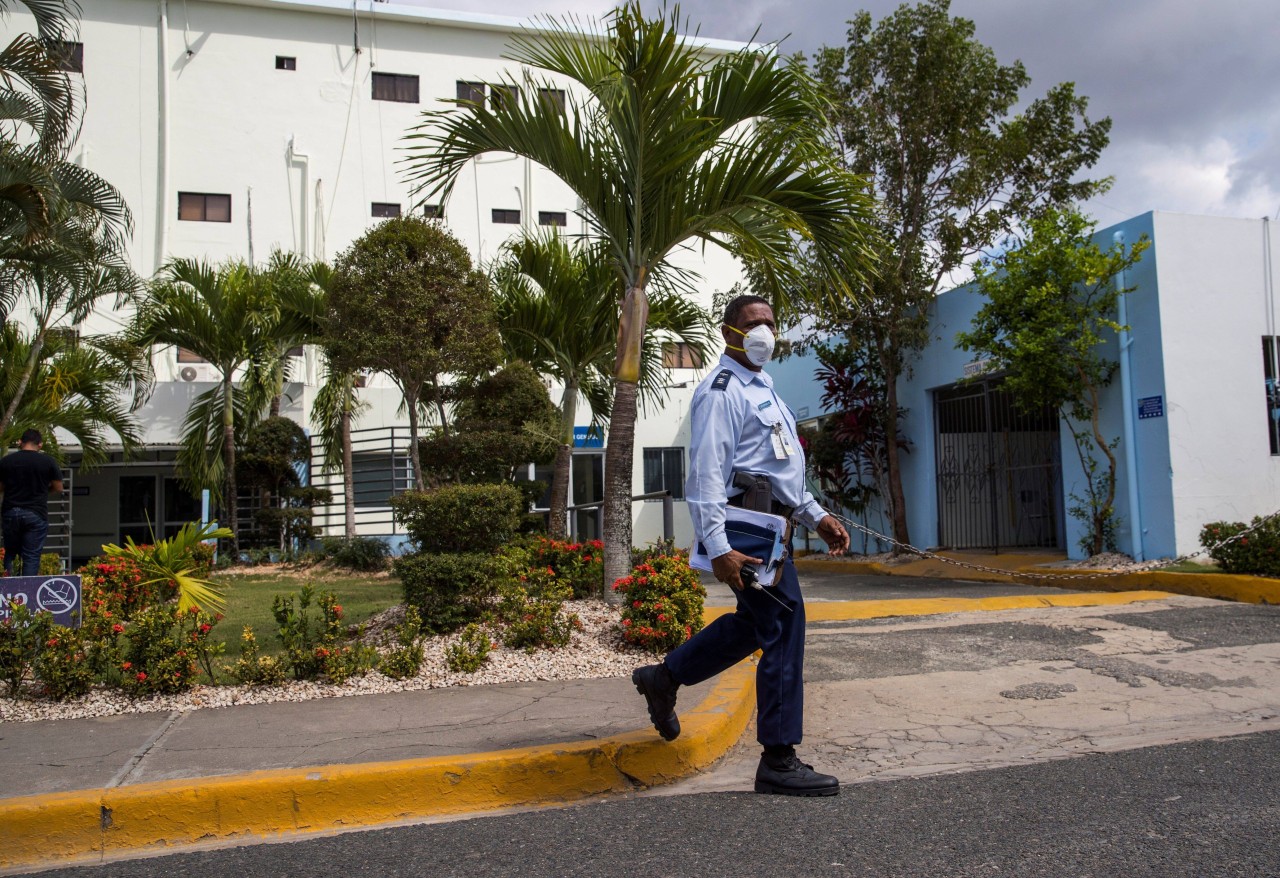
[0,328,47,436]
[602,380,638,602]
[341,405,356,537]
[549,378,579,540]
[222,374,240,553]
[881,353,911,553]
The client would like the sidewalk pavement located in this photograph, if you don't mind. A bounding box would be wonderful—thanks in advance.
[3,551,1276,873]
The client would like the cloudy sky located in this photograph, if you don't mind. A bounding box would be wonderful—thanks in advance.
[400,0,1279,228]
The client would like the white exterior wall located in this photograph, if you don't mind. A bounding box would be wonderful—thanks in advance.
[1,0,748,549]
[1151,212,1280,554]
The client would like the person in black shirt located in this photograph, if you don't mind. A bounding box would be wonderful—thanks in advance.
[0,429,64,576]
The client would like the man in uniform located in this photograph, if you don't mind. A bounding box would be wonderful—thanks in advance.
[632,294,849,796]
[0,429,64,576]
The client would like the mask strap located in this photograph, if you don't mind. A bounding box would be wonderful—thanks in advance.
[724,324,747,352]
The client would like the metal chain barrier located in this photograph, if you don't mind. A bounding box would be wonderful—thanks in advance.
[820,508,1280,584]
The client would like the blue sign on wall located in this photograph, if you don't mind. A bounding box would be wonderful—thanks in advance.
[1138,395,1164,419]
[573,426,605,448]
[0,575,82,627]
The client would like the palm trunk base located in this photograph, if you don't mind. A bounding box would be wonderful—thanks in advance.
[601,381,638,603]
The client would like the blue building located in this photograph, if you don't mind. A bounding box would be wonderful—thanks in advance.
[774,211,1280,560]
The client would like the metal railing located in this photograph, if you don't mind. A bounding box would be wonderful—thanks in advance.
[566,490,674,542]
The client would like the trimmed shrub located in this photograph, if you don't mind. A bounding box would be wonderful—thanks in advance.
[1201,517,1280,577]
[613,551,706,653]
[529,537,604,599]
[119,605,201,697]
[391,484,523,554]
[395,552,497,634]
[319,536,391,571]
[78,556,159,622]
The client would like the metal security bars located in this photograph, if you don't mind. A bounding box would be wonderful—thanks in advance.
[309,427,416,534]
[934,381,1062,551]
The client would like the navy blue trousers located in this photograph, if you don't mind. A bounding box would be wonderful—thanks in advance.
[664,557,805,747]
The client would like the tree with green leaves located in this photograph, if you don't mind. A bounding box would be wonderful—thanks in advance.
[326,216,499,492]
[491,231,713,539]
[813,0,1112,550]
[406,2,877,588]
[957,206,1148,556]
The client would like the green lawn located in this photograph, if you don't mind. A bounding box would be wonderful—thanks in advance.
[209,570,403,659]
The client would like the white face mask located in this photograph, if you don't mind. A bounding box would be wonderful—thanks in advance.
[726,323,776,367]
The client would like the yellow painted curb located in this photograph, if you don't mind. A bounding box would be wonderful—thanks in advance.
[0,660,757,872]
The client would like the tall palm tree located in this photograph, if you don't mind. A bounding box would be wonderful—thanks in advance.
[406,3,878,588]
[130,258,279,549]
[492,231,712,539]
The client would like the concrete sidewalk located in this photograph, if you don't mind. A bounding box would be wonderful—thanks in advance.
[3,549,1277,873]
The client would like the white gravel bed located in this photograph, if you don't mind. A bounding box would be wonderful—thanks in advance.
[0,600,653,724]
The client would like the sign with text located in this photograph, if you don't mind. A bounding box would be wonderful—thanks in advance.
[0,575,82,627]
[1138,396,1164,420]
[573,426,605,448]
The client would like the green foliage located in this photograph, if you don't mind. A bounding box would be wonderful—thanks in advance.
[394,552,497,635]
[119,605,202,698]
[959,207,1149,556]
[612,551,706,653]
[419,361,558,485]
[391,483,524,554]
[444,622,493,674]
[224,626,286,686]
[237,416,330,549]
[35,624,93,701]
[495,567,578,653]
[379,607,427,680]
[0,602,52,698]
[79,555,158,622]
[271,584,351,681]
[1201,518,1280,578]
[318,536,390,571]
[102,521,232,613]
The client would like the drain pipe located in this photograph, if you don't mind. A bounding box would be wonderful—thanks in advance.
[1114,230,1144,561]
[287,135,310,259]
[156,0,172,272]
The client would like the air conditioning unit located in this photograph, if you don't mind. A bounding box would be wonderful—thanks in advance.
[178,364,217,382]
[180,366,198,382]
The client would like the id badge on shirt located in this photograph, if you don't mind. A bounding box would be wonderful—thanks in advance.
[771,423,791,459]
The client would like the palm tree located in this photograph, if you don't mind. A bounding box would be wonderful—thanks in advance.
[130,258,279,549]
[492,231,712,539]
[406,3,878,588]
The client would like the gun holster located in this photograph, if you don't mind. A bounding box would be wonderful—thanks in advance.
[731,472,774,514]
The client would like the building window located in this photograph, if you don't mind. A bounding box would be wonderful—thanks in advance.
[492,208,521,224]
[422,204,443,219]
[372,72,419,103]
[286,345,304,357]
[275,55,296,70]
[538,87,566,111]
[177,192,231,222]
[456,80,485,104]
[538,211,567,227]
[489,83,520,112]
[177,348,207,363]
[663,342,703,369]
[48,327,80,349]
[1264,337,1280,455]
[53,41,83,73]
[643,448,685,500]
[371,202,401,218]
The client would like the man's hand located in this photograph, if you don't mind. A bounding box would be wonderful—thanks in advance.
[816,515,849,556]
[711,549,764,591]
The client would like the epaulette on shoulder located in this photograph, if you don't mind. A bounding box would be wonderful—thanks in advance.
[710,369,733,391]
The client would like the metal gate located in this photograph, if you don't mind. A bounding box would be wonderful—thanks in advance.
[934,382,1062,551]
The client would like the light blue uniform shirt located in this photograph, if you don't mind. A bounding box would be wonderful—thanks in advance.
[685,353,827,559]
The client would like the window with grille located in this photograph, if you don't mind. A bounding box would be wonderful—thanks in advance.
[177,192,231,222]
[275,55,296,70]
[53,41,83,73]
[489,83,520,111]
[422,204,443,219]
[372,72,419,103]
[662,342,703,369]
[538,211,567,227]
[538,88,566,111]
[492,208,521,224]
[456,81,485,104]
[371,202,401,218]
[643,447,685,500]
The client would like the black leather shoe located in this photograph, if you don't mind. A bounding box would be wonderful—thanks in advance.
[754,753,840,796]
[632,663,680,741]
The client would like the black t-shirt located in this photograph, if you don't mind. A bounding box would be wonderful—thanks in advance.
[0,450,63,521]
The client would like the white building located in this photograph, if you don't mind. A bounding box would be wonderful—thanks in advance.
[2,0,745,563]
[772,211,1280,561]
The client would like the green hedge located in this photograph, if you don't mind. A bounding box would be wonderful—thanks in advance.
[1201,517,1280,577]
[394,552,498,634]
[391,484,523,554]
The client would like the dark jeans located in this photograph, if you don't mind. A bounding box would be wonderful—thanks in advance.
[2,508,49,576]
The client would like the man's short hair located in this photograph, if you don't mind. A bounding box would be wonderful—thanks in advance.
[19,429,42,446]
[723,294,771,327]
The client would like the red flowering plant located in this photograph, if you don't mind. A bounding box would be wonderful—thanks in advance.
[0,601,53,697]
[613,551,706,653]
[496,562,579,652]
[271,585,374,682]
[1200,517,1280,577]
[119,604,201,698]
[78,556,161,622]
[34,624,94,701]
[530,537,605,599]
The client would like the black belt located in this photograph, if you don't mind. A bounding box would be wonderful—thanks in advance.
[727,493,796,520]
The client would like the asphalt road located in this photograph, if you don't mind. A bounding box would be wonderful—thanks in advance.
[24,730,1280,878]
